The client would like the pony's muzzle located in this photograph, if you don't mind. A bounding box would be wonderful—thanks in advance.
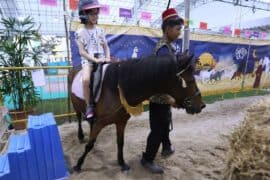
[201,103,206,110]
[186,102,206,114]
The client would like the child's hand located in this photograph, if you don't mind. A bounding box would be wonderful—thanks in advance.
[103,57,110,62]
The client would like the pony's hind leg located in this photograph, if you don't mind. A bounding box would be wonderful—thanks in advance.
[116,119,130,171]
[73,121,104,172]
[77,112,84,142]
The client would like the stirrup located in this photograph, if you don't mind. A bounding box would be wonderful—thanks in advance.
[85,105,94,119]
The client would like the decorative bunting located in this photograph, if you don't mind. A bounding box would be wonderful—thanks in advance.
[100,5,110,15]
[140,11,151,21]
[244,30,252,38]
[234,28,241,36]
[40,0,57,6]
[69,0,78,10]
[184,19,194,26]
[188,19,194,26]
[260,32,267,39]
[184,19,188,26]
[119,8,132,18]
[251,31,260,38]
[268,33,270,40]
[199,22,207,30]
[223,26,231,35]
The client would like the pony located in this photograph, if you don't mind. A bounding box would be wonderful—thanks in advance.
[68,53,206,172]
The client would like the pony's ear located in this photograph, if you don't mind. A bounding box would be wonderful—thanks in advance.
[176,51,194,69]
[194,57,202,71]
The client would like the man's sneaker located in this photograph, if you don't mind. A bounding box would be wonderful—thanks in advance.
[161,145,175,157]
[141,157,164,174]
[85,105,94,119]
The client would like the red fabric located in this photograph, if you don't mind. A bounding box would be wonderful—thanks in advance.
[199,22,208,30]
[162,8,178,21]
[234,28,241,36]
[69,0,78,10]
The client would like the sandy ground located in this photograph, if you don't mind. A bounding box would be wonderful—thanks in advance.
[59,95,266,180]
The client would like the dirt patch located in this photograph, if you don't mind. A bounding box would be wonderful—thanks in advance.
[59,95,267,180]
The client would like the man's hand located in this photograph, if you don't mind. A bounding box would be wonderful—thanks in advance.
[161,95,175,105]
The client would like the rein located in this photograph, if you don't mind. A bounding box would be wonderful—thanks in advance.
[176,66,201,108]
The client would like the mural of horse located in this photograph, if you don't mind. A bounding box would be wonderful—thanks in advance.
[231,69,255,80]
[231,70,243,80]
[209,70,225,82]
[68,53,206,172]
[261,56,270,74]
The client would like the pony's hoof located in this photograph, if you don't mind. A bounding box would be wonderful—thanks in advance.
[121,164,130,171]
[79,138,86,144]
[73,165,81,172]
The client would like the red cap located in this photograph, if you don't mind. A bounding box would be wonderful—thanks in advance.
[162,8,180,21]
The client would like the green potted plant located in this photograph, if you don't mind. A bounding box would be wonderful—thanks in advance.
[0,16,42,129]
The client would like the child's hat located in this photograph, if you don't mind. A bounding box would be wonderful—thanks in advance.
[162,8,183,23]
[79,0,101,12]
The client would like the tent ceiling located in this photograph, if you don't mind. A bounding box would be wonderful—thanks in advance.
[0,0,270,36]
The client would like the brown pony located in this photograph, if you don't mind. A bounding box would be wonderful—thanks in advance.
[68,53,206,172]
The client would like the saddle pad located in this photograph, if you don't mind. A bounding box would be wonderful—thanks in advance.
[71,64,109,102]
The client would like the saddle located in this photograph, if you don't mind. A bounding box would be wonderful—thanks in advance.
[71,62,109,103]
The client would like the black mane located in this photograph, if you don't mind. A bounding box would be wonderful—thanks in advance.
[116,55,178,106]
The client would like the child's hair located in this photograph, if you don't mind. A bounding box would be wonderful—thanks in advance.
[161,17,183,33]
[79,11,88,24]
[79,9,99,24]
[161,18,184,32]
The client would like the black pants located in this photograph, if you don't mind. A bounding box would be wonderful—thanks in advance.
[143,102,172,162]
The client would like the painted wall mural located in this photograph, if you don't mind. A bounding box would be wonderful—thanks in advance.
[70,27,270,95]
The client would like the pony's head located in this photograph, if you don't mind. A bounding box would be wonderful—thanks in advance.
[169,51,206,114]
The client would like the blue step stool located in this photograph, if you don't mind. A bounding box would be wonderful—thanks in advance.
[0,154,10,180]
[7,133,39,180]
[0,112,69,180]
[28,113,68,180]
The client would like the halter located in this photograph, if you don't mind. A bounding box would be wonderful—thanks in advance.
[182,79,201,108]
[176,65,201,108]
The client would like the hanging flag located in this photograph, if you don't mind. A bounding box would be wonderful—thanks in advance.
[199,22,207,30]
[69,0,78,10]
[188,19,194,26]
[251,31,260,38]
[261,32,267,39]
[119,8,132,18]
[244,30,251,38]
[40,0,57,6]
[100,5,110,15]
[266,33,270,40]
[234,28,241,36]
[140,11,151,21]
[223,26,231,35]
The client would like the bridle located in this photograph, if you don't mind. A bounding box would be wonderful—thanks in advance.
[176,65,201,108]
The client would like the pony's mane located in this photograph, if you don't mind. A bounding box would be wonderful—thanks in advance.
[117,54,177,105]
[119,55,177,85]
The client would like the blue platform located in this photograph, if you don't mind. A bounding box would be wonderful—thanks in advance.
[0,113,69,180]
[0,154,10,180]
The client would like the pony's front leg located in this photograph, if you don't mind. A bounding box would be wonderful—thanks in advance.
[116,120,130,171]
[73,139,95,172]
[73,122,103,172]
